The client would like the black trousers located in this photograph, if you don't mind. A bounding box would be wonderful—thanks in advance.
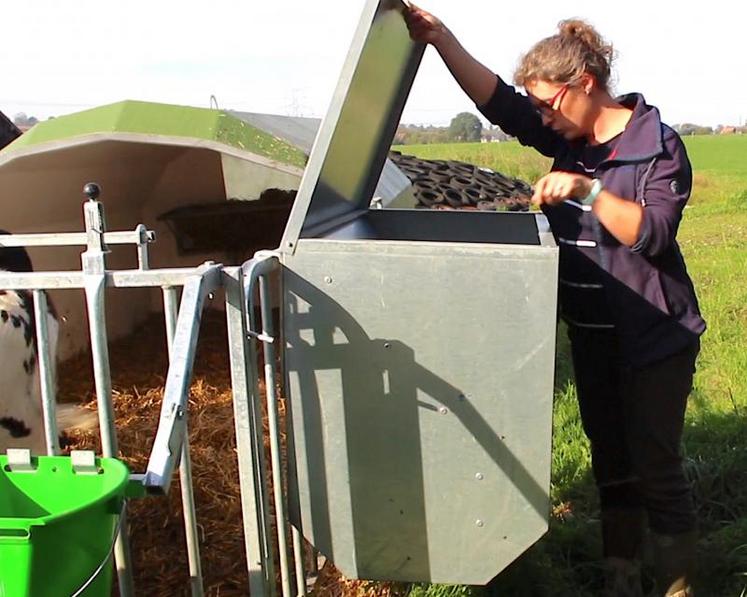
[568,326,699,535]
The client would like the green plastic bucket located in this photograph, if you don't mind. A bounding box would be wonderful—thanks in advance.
[0,454,129,597]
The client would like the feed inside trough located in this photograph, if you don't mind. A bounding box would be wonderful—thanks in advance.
[158,188,297,257]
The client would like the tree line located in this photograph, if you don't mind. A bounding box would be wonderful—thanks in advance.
[673,123,746,135]
[394,112,745,146]
[395,112,512,145]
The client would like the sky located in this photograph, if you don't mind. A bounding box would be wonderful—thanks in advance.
[1,0,745,129]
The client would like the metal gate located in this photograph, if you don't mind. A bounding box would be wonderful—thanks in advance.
[0,186,305,596]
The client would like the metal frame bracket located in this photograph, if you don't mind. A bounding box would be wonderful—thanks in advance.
[71,450,100,475]
[5,448,35,472]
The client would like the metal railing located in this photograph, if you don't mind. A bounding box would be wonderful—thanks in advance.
[0,183,312,596]
[232,253,310,597]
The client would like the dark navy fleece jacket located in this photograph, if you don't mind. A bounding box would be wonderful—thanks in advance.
[478,77,706,367]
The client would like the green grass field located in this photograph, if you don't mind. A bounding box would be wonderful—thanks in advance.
[395,135,747,597]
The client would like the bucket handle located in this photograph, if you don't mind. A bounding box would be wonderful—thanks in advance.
[0,527,30,540]
[70,501,125,597]
[0,518,32,542]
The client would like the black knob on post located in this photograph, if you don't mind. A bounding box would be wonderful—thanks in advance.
[83,182,101,201]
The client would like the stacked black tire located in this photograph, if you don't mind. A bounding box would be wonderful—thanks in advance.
[389,151,532,211]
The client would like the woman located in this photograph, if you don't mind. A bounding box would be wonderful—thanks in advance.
[405,7,705,597]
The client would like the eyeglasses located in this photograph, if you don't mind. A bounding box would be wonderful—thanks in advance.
[533,84,569,117]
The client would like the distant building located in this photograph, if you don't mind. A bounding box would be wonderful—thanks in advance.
[481,127,511,143]
[15,123,37,133]
[720,126,737,135]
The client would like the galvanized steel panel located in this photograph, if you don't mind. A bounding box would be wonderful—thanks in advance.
[280,0,424,250]
[283,238,557,584]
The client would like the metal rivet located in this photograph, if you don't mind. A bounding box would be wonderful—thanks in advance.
[475,473,484,481]
[324,276,333,284]
[476,519,484,527]
[384,342,391,349]
[439,407,448,415]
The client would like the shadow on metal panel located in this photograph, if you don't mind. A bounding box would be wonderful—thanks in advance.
[284,269,551,581]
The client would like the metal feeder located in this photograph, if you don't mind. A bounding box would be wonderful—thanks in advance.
[273,0,559,585]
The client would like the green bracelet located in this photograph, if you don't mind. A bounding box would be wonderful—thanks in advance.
[582,178,603,206]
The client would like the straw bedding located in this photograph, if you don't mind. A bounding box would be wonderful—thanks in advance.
[58,309,402,596]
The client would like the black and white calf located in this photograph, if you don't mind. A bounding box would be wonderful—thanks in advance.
[0,234,95,453]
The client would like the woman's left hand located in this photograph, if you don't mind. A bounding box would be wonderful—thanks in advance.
[532,172,593,206]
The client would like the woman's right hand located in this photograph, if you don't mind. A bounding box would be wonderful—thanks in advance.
[403,2,498,107]
[403,3,450,47]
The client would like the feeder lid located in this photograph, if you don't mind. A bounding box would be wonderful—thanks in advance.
[280,0,424,252]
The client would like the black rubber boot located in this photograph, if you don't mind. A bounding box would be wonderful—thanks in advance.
[603,557,645,597]
[651,530,697,596]
[601,507,646,597]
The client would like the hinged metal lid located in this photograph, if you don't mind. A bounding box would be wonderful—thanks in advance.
[280,0,424,253]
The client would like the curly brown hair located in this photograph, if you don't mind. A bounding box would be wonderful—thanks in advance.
[514,19,615,91]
